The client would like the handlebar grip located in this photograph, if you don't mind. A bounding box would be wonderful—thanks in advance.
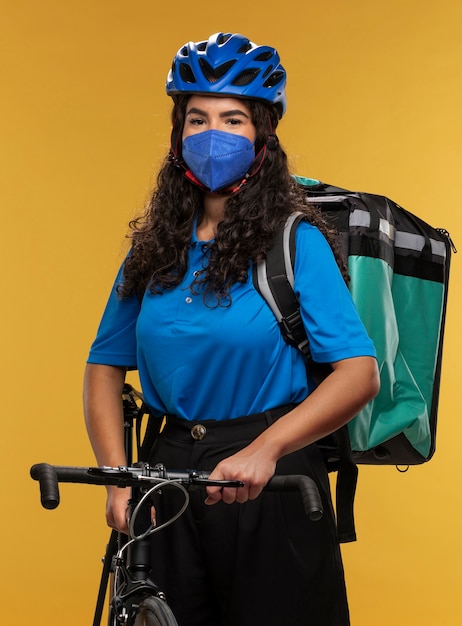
[30,463,60,510]
[265,474,323,521]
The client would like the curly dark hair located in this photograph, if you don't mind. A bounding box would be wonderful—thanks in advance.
[119,95,347,304]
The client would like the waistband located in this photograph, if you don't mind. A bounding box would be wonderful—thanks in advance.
[160,404,296,445]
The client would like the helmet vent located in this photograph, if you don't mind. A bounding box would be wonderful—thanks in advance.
[263,70,285,88]
[255,51,273,62]
[179,63,197,84]
[180,46,189,57]
[232,69,260,86]
[217,33,232,45]
[197,41,207,52]
[237,42,253,54]
[199,58,236,83]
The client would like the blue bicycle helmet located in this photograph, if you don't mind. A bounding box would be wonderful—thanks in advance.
[166,32,287,118]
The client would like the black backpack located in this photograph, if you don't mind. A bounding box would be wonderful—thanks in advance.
[253,178,455,541]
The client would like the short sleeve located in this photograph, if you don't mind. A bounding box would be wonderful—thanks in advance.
[87,262,141,368]
[294,222,376,363]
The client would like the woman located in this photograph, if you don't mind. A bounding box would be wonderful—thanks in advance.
[84,32,379,626]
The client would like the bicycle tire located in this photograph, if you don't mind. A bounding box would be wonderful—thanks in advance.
[132,596,178,626]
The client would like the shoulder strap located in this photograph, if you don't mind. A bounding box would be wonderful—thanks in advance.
[253,213,332,382]
[253,213,312,359]
[253,212,358,543]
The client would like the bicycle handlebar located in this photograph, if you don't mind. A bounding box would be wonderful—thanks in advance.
[30,462,323,522]
[263,474,323,521]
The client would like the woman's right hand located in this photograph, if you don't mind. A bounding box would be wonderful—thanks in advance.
[105,484,157,534]
[106,485,130,534]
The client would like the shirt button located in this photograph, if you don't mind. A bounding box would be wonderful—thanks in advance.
[185,297,193,304]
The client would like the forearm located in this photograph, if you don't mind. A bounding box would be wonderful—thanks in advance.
[206,356,379,504]
[254,356,380,461]
[83,363,127,467]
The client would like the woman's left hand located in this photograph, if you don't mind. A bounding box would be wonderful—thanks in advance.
[205,446,277,505]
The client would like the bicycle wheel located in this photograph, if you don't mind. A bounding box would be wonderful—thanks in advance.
[132,596,178,626]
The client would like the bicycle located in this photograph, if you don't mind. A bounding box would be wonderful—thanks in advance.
[30,387,324,626]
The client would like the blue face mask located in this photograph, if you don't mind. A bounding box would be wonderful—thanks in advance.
[182,129,255,192]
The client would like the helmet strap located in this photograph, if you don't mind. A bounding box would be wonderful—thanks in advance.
[169,116,185,167]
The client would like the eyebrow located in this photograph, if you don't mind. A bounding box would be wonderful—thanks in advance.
[185,107,250,119]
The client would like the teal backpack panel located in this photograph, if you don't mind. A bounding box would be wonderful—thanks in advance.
[348,256,445,458]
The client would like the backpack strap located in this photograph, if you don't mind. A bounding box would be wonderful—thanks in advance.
[254,213,312,359]
[253,213,358,543]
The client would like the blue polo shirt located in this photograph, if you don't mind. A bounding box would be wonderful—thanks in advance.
[87,221,376,420]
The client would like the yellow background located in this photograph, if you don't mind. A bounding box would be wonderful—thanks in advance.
[2,1,461,624]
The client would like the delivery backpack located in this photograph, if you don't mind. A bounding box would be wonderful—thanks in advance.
[253,177,455,542]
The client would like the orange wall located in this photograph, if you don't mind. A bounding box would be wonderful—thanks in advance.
[2,1,461,624]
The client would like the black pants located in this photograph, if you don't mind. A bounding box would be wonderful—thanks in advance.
[147,408,350,626]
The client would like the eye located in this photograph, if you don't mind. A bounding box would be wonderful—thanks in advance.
[225,117,242,125]
[189,117,205,126]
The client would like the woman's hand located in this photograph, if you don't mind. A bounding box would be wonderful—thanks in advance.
[105,485,157,534]
[106,485,131,533]
[205,444,277,506]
